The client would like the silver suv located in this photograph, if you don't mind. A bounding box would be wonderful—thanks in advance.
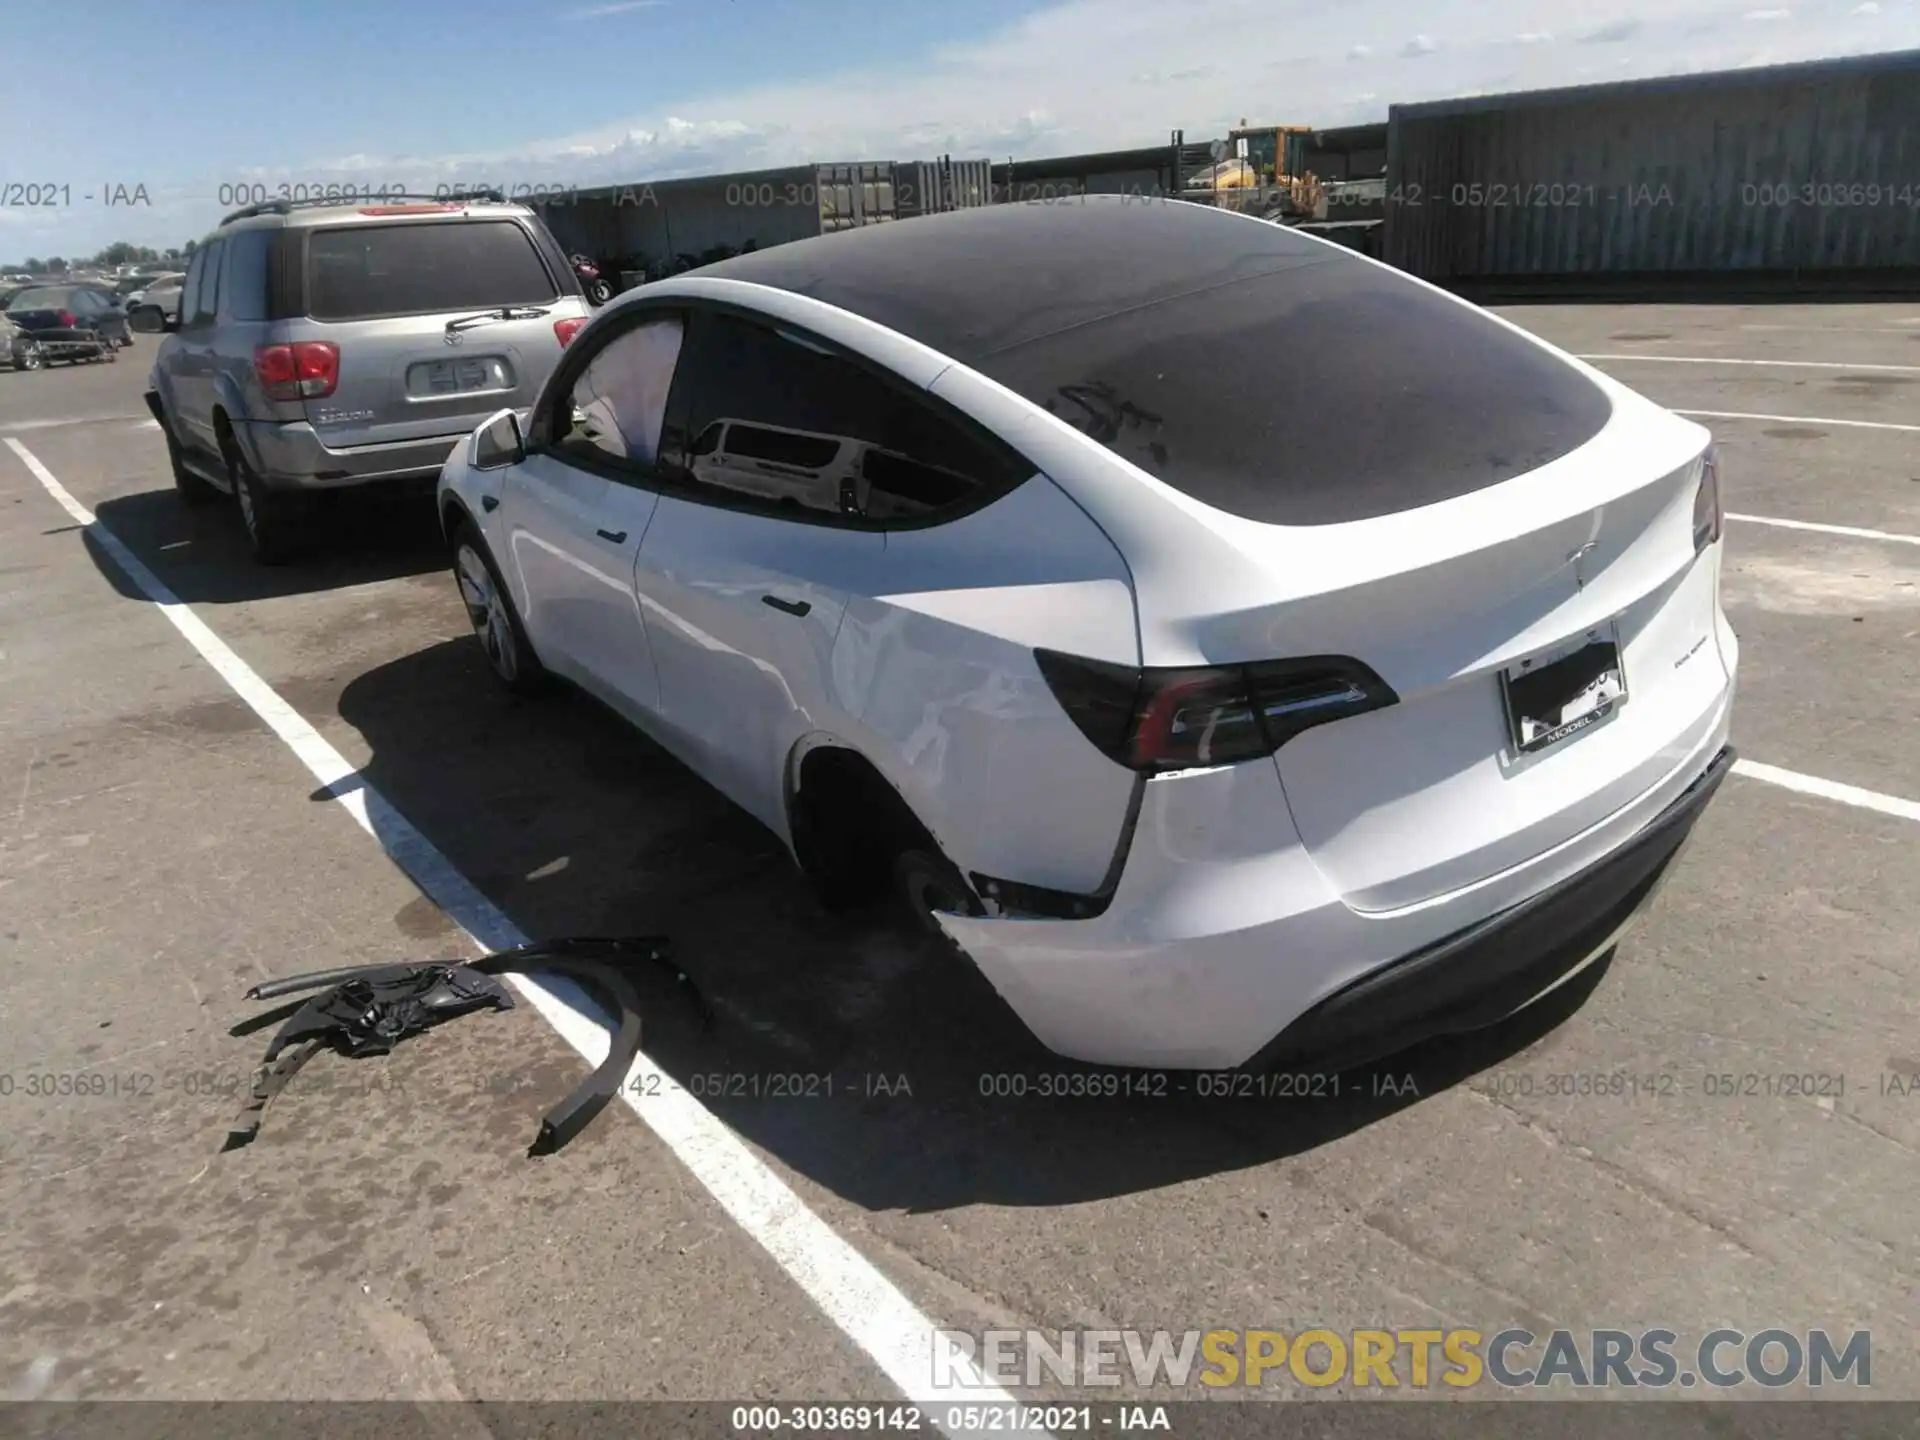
[146,193,591,563]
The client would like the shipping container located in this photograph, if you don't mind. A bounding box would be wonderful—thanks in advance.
[535,162,904,289]
[1384,49,1920,281]
[896,158,993,217]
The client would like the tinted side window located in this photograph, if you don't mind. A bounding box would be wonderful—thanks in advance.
[189,241,224,325]
[179,249,208,323]
[219,229,272,322]
[661,309,1031,523]
[555,315,684,472]
[306,220,557,321]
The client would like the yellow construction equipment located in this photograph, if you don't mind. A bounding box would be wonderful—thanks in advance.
[1184,120,1322,217]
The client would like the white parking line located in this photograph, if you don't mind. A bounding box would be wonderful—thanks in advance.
[1672,409,1920,434]
[1733,760,1920,826]
[0,413,152,433]
[1578,354,1920,374]
[1728,513,1920,547]
[3,436,1036,1436]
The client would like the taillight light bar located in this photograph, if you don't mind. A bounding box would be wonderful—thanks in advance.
[1033,649,1398,772]
[254,341,340,401]
[554,316,588,347]
[1692,443,1724,552]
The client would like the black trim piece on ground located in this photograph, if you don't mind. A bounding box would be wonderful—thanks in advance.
[1242,745,1736,1076]
[229,937,711,1156]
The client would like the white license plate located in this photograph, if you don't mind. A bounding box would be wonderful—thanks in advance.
[408,356,513,397]
[1499,624,1627,754]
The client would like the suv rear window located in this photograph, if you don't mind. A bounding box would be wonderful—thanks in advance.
[305,219,557,322]
[977,252,1615,527]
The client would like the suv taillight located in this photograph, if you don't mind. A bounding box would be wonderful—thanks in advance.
[554,316,588,347]
[57,310,76,327]
[1033,650,1399,772]
[254,342,339,401]
[1692,444,1724,552]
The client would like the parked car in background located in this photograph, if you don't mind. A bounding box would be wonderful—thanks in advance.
[1,310,47,371]
[3,285,124,363]
[438,197,1737,1073]
[147,192,591,562]
[126,273,185,331]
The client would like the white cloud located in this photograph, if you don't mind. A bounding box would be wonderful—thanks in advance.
[1400,33,1439,55]
[568,0,663,16]
[1743,8,1792,20]
[1851,1,1879,12]
[1579,17,1642,43]
[1513,30,1555,43]
[22,0,1920,255]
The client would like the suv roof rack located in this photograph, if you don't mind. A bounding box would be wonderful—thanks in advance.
[218,189,508,227]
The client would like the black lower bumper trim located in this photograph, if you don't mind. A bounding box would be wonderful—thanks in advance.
[1245,745,1736,1075]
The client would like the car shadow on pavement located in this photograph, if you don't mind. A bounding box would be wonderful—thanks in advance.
[331,635,1613,1213]
[84,487,446,605]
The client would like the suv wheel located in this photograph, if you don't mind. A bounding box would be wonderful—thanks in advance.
[13,339,42,371]
[452,522,547,694]
[228,447,299,565]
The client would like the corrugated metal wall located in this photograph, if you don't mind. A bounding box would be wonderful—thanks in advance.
[1384,55,1920,279]
[894,159,992,217]
[817,163,899,231]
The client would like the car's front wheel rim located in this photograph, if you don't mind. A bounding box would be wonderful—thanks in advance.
[456,544,517,682]
[19,343,40,370]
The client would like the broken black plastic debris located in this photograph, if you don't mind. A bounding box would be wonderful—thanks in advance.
[223,936,711,1156]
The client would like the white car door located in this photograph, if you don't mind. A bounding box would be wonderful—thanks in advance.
[632,308,894,835]
[501,313,685,722]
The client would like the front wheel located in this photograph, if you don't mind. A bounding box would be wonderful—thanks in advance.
[13,339,42,371]
[452,523,548,694]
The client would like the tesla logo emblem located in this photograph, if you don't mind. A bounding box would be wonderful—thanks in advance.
[1565,541,1598,591]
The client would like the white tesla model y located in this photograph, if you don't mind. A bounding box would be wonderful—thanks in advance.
[438,196,1737,1072]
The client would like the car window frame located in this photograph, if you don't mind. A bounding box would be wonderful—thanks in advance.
[536,296,1037,534]
[533,306,688,488]
[183,240,223,329]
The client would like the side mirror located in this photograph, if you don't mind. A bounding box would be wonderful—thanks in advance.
[470,409,525,471]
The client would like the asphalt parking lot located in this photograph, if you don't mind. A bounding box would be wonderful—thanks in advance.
[0,302,1915,1415]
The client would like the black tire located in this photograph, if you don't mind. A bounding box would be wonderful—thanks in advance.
[159,408,219,506]
[450,519,549,694]
[226,443,300,565]
[13,339,42,371]
[588,280,612,305]
[893,848,986,941]
[790,789,882,912]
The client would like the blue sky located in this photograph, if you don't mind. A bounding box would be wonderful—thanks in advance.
[4,0,1917,261]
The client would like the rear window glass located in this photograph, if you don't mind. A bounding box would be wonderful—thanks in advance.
[305,220,556,321]
[975,252,1616,527]
[7,289,68,310]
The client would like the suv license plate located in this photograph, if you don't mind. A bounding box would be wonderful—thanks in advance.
[1500,625,1627,755]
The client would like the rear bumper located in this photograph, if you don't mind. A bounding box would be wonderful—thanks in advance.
[938,682,1735,1070]
[1244,743,1733,1074]
[240,421,465,491]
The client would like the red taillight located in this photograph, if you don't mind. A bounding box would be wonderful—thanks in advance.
[1033,650,1397,772]
[1692,443,1724,552]
[58,310,76,327]
[254,341,340,401]
[554,317,588,347]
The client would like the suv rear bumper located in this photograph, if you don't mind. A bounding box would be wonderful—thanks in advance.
[240,420,465,491]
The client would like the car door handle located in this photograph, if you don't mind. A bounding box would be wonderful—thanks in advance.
[595,528,627,543]
[761,595,811,617]
[481,496,499,513]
